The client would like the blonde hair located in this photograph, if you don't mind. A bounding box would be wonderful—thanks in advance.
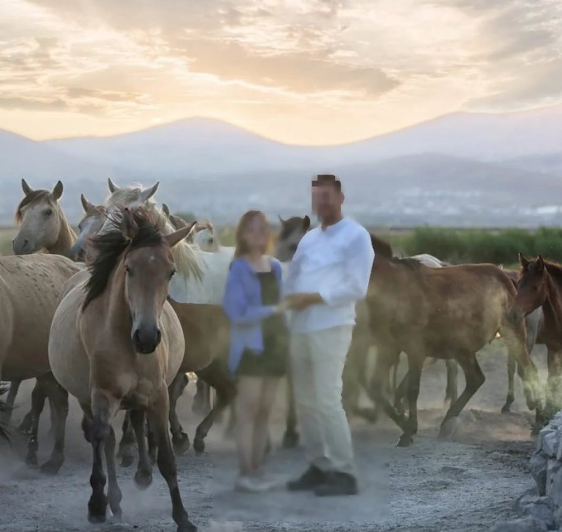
[234,210,271,258]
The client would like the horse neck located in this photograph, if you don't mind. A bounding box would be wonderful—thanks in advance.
[100,262,132,336]
[542,273,562,339]
[48,212,77,257]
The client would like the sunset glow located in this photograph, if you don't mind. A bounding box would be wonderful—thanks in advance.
[1,0,561,144]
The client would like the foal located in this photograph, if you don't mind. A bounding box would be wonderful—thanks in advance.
[509,254,562,415]
[48,206,196,531]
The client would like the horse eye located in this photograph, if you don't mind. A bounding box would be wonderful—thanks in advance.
[169,270,176,280]
[125,266,132,276]
[44,208,53,216]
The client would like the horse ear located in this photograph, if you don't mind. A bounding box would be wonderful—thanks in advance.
[171,214,188,229]
[80,194,94,213]
[139,182,159,203]
[162,203,170,218]
[278,215,285,225]
[303,215,311,230]
[21,178,33,196]
[519,252,530,269]
[165,221,197,248]
[121,208,138,241]
[51,180,63,201]
[107,177,120,193]
[537,255,545,273]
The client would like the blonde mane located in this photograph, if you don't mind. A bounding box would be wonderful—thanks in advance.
[105,186,203,281]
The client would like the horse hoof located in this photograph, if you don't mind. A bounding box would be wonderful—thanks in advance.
[396,434,414,447]
[173,434,191,456]
[25,454,38,468]
[439,417,460,440]
[193,438,205,455]
[282,431,299,449]
[88,498,108,524]
[501,405,511,414]
[135,470,153,490]
[40,459,63,475]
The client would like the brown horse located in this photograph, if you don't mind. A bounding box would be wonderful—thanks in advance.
[508,254,562,415]
[0,254,80,471]
[48,206,196,530]
[367,236,541,446]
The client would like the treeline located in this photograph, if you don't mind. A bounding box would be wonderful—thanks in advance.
[388,227,562,266]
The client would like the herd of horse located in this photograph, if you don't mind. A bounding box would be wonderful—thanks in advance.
[0,177,561,531]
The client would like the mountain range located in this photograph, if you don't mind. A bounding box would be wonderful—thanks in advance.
[2,105,562,226]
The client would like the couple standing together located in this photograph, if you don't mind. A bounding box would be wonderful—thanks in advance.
[222,174,375,496]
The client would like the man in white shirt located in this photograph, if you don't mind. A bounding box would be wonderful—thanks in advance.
[283,174,375,496]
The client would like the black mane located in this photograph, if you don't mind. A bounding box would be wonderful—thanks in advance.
[83,206,164,309]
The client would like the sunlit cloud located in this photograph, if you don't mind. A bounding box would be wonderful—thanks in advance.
[1,0,562,143]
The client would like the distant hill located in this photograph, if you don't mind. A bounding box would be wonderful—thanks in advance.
[1,106,562,226]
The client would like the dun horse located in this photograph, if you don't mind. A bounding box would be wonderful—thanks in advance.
[0,253,80,471]
[509,255,562,415]
[48,206,197,531]
[367,236,541,446]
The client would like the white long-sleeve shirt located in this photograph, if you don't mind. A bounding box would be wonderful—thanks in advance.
[284,217,375,334]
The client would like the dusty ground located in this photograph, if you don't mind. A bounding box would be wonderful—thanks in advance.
[0,342,545,532]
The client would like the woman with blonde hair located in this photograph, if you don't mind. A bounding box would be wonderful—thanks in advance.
[222,210,289,492]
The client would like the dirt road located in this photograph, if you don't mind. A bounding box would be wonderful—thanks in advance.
[0,342,542,532]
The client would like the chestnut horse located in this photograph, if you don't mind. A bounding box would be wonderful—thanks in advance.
[48,206,196,530]
[508,255,562,416]
[367,236,541,446]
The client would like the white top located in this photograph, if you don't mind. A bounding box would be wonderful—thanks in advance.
[284,217,375,334]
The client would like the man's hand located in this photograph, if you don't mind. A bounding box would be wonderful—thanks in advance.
[284,292,324,310]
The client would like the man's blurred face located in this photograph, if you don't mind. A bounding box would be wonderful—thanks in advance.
[314,182,343,220]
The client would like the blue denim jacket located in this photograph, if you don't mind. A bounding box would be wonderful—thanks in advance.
[222,257,283,375]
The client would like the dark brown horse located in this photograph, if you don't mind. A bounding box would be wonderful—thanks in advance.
[508,255,562,415]
[367,235,541,446]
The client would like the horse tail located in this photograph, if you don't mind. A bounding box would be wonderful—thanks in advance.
[0,386,11,443]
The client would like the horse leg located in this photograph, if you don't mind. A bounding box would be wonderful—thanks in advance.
[501,354,516,414]
[393,370,409,416]
[116,412,136,468]
[439,353,485,439]
[130,409,153,490]
[104,427,123,519]
[87,390,118,524]
[444,359,458,410]
[147,387,195,532]
[367,348,408,434]
[193,379,211,416]
[224,404,237,440]
[546,348,562,415]
[169,372,190,455]
[282,373,299,448]
[193,360,237,454]
[25,376,48,467]
[40,374,69,475]
[4,380,21,425]
[396,355,424,448]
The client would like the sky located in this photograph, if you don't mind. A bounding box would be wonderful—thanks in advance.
[1,0,562,145]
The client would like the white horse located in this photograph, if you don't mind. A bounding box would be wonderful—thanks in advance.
[104,179,231,305]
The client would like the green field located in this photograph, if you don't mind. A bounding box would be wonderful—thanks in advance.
[2,225,561,268]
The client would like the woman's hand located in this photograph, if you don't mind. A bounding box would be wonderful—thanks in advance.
[273,300,291,314]
[284,292,324,311]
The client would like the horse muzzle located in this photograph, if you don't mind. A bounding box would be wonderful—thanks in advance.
[506,307,524,327]
[12,237,33,255]
[132,325,162,355]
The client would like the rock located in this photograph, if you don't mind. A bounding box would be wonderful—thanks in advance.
[537,428,556,454]
[547,459,561,495]
[490,517,548,532]
[531,451,549,496]
[513,495,555,529]
[548,465,562,507]
[543,430,561,458]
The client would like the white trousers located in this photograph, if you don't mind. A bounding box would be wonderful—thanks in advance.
[289,325,355,476]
